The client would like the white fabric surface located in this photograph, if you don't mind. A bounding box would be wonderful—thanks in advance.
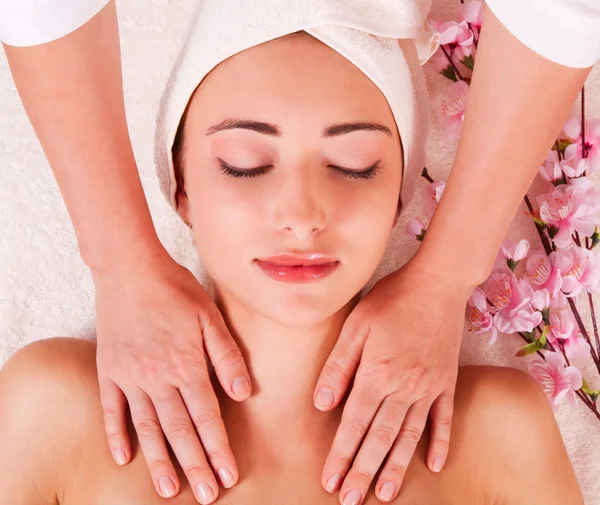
[486,0,600,68]
[2,0,600,67]
[0,0,599,503]
[0,0,110,46]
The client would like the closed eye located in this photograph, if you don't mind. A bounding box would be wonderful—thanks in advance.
[217,158,381,180]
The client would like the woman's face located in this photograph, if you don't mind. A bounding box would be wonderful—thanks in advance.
[177,32,403,327]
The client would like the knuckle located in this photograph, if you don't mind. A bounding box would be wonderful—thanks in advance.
[347,418,370,439]
[399,424,423,444]
[323,359,352,384]
[147,457,170,474]
[216,347,245,369]
[163,418,194,438]
[134,417,162,439]
[433,437,450,451]
[435,415,453,429]
[385,463,407,479]
[182,462,210,479]
[192,409,220,432]
[373,425,398,448]
[102,405,121,420]
[350,467,375,484]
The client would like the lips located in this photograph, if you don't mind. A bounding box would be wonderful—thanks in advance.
[255,253,339,283]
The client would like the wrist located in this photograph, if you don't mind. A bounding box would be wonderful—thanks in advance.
[411,240,491,297]
[84,230,170,277]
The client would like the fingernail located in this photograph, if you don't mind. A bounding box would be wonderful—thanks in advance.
[433,455,445,472]
[379,481,396,501]
[325,473,342,493]
[113,448,127,465]
[343,488,362,505]
[196,482,215,504]
[232,376,251,398]
[159,475,176,498]
[315,387,334,410]
[218,467,234,488]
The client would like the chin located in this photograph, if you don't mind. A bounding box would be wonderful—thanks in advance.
[257,297,346,328]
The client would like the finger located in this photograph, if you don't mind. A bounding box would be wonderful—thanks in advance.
[426,389,455,474]
[320,380,381,496]
[180,379,239,490]
[98,376,131,466]
[151,385,220,504]
[340,393,414,505]
[201,309,252,402]
[126,387,180,499]
[313,316,368,412]
[374,397,432,503]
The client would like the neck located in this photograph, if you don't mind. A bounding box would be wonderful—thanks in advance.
[210,286,360,467]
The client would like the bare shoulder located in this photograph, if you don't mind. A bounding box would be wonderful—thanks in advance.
[0,337,99,505]
[450,365,584,505]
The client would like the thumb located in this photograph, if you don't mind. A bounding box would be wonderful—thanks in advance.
[313,315,369,411]
[200,309,253,402]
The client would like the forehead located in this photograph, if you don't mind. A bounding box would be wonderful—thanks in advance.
[184,31,399,139]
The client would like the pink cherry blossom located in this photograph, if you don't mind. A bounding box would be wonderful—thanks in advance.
[523,251,563,297]
[537,184,598,248]
[423,180,446,219]
[549,310,576,342]
[563,117,600,172]
[539,150,564,184]
[459,1,483,29]
[496,302,542,334]
[528,351,582,412]
[560,158,588,179]
[547,310,590,359]
[564,332,591,359]
[483,269,540,334]
[437,20,474,60]
[484,269,525,313]
[406,217,426,238]
[467,287,499,344]
[552,247,600,296]
[531,288,551,311]
[501,238,530,262]
[439,80,469,139]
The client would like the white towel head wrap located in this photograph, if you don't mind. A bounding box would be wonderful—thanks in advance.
[154,0,436,215]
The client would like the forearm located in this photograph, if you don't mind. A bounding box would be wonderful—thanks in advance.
[416,5,591,289]
[3,1,164,273]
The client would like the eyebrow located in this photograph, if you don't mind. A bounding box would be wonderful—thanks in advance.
[205,118,392,137]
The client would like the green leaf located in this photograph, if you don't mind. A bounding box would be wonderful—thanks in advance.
[532,216,547,228]
[591,228,600,248]
[461,54,475,70]
[581,378,600,400]
[548,226,559,239]
[516,339,544,357]
[440,66,458,82]
[507,259,519,271]
[558,140,573,153]
[541,308,550,326]
[539,325,550,346]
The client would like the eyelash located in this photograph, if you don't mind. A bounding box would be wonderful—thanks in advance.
[217,159,381,180]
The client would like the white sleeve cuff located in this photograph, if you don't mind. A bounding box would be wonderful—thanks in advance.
[486,0,600,68]
[0,0,111,46]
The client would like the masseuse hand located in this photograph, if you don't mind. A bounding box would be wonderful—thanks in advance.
[315,252,470,504]
[93,249,251,503]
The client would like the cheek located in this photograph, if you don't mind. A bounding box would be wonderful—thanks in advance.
[186,170,262,272]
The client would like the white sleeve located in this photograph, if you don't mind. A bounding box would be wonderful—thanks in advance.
[0,0,110,46]
[486,0,600,68]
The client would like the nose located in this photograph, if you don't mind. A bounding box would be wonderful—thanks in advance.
[270,167,326,240]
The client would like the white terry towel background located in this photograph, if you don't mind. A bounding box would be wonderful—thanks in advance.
[0,0,598,503]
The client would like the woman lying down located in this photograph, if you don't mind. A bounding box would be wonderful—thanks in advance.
[0,1,585,504]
